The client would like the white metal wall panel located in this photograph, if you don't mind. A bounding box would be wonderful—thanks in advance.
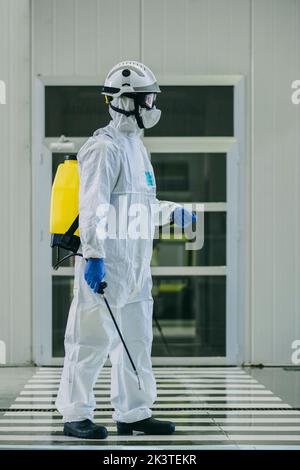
[117,0,141,69]
[142,0,250,75]
[34,0,251,77]
[0,0,10,362]
[185,0,210,74]
[33,0,140,78]
[32,0,53,75]
[272,0,299,364]
[53,0,76,75]
[207,0,237,74]
[159,0,187,74]
[251,0,275,364]
[252,0,300,363]
[229,0,251,74]
[0,0,31,364]
[141,0,164,71]
[75,0,98,76]
[96,0,140,77]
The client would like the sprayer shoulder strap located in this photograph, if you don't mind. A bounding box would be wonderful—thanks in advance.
[64,215,79,237]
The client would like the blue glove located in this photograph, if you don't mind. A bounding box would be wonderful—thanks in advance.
[84,258,105,293]
[171,207,197,228]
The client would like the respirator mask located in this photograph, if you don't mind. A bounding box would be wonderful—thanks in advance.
[108,92,161,130]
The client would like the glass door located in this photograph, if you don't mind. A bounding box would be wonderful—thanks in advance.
[47,148,229,362]
[149,151,226,358]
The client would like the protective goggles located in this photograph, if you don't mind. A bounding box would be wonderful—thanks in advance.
[120,92,157,109]
[138,93,157,109]
[141,93,157,109]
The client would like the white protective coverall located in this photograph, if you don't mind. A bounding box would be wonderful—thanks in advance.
[56,97,179,423]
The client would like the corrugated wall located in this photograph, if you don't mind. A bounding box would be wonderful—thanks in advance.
[32,0,251,77]
[0,0,31,364]
[1,0,299,364]
[252,0,300,363]
[32,0,141,76]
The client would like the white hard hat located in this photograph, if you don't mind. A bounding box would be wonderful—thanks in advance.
[102,60,161,98]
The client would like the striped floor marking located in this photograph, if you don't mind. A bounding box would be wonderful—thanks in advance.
[15,395,282,401]
[2,417,300,424]
[0,435,231,443]
[8,403,291,409]
[25,383,266,388]
[1,367,299,448]
[2,426,300,433]
[20,386,272,396]
[5,409,300,416]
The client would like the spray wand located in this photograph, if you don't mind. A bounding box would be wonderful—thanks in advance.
[98,282,141,390]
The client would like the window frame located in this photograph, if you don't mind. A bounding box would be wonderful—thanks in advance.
[32,75,245,366]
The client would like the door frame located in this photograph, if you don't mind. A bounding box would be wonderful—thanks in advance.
[32,75,246,366]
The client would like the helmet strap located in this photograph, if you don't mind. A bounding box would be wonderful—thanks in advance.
[109,103,136,118]
[109,97,145,129]
[133,98,145,129]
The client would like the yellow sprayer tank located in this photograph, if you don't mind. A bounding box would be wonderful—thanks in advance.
[49,155,80,253]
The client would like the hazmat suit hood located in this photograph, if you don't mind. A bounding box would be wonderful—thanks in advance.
[108,96,142,135]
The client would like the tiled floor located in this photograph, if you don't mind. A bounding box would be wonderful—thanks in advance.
[1,366,300,449]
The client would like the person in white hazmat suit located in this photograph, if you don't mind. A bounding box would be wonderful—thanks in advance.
[56,61,195,439]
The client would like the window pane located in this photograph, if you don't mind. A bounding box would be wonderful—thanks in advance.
[152,276,226,357]
[46,86,108,137]
[52,275,226,358]
[145,86,234,137]
[52,276,74,357]
[52,247,76,268]
[152,212,226,267]
[151,153,226,202]
[45,85,233,137]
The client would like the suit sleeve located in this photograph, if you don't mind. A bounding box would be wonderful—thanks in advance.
[77,140,120,259]
[154,199,181,226]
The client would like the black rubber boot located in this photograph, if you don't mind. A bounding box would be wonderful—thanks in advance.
[64,419,108,439]
[117,417,175,435]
